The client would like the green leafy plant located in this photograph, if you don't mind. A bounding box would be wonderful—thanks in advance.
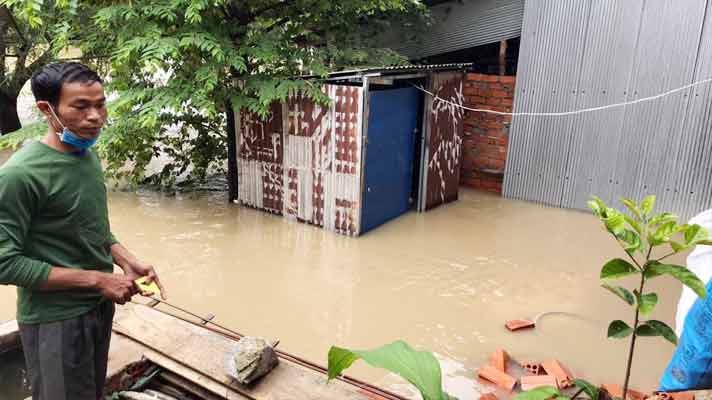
[0,120,45,150]
[517,195,711,400]
[3,0,428,187]
[514,380,600,400]
[327,340,457,400]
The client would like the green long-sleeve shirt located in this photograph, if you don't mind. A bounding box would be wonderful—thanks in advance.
[0,141,117,324]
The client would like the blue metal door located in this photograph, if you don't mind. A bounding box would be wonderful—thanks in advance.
[361,87,422,233]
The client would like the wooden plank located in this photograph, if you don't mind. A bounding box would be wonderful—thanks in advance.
[107,332,146,379]
[0,320,20,353]
[113,303,377,400]
[144,349,251,400]
[160,371,227,400]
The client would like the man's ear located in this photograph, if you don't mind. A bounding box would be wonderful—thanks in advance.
[36,101,61,132]
[36,101,52,117]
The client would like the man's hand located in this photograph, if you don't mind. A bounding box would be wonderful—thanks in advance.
[124,260,167,300]
[94,272,138,305]
[110,242,167,300]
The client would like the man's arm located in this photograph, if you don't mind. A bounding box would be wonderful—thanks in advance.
[37,267,137,304]
[0,167,136,303]
[110,242,167,299]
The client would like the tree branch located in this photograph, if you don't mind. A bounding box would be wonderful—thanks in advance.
[0,6,29,51]
[250,0,296,18]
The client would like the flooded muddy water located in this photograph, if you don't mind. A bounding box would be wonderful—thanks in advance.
[0,146,686,397]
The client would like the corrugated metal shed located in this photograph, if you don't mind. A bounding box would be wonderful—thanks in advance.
[235,65,466,235]
[504,0,712,220]
[385,0,524,59]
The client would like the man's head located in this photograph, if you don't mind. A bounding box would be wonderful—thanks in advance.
[31,62,107,140]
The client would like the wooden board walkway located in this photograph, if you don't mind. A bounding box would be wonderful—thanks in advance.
[111,302,381,400]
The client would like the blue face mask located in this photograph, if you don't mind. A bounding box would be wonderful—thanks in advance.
[47,105,99,152]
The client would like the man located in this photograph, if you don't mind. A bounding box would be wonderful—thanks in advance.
[0,62,166,400]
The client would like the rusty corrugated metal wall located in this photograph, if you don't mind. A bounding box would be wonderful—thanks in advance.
[237,85,363,236]
[425,72,466,210]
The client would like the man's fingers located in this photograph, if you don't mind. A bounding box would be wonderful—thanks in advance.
[154,275,167,300]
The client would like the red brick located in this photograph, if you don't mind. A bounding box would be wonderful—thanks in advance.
[655,392,694,400]
[501,98,514,107]
[467,73,482,81]
[521,375,559,391]
[541,360,574,388]
[480,393,498,400]
[505,319,535,331]
[489,349,509,373]
[486,97,502,106]
[499,75,516,84]
[492,90,509,98]
[464,87,479,96]
[477,365,516,392]
[489,83,503,90]
[519,362,543,375]
[482,74,499,82]
[601,384,648,400]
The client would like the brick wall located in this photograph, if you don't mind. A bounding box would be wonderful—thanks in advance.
[460,73,516,194]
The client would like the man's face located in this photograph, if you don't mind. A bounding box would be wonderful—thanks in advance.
[52,81,107,139]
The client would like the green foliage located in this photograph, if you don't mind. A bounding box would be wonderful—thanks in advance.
[514,380,599,400]
[588,195,710,398]
[327,340,456,400]
[0,121,45,149]
[600,259,638,280]
[607,320,633,338]
[601,284,634,305]
[5,0,426,186]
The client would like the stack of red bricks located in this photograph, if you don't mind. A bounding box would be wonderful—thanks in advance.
[461,73,516,194]
[476,348,697,400]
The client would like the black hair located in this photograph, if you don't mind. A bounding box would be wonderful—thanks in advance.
[30,62,102,106]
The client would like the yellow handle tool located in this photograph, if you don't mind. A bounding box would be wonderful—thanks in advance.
[134,277,161,297]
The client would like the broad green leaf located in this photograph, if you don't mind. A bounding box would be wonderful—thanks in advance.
[327,341,447,400]
[617,229,642,252]
[635,291,658,316]
[644,262,707,299]
[649,212,678,227]
[588,198,603,217]
[514,386,562,400]
[608,320,633,338]
[647,320,678,345]
[670,241,689,252]
[603,209,626,235]
[621,198,642,220]
[641,195,656,216]
[635,323,657,336]
[601,259,639,280]
[574,379,600,400]
[624,214,643,235]
[685,224,710,245]
[638,321,678,345]
[588,196,608,218]
[602,284,635,305]
[649,221,678,246]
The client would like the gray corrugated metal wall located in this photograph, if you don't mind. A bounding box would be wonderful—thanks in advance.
[504,0,712,220]
[390,0,524,59]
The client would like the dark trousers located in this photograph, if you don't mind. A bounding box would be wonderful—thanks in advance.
[19,301,115,400]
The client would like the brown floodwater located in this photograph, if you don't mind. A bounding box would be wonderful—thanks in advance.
[0,146,687,398]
